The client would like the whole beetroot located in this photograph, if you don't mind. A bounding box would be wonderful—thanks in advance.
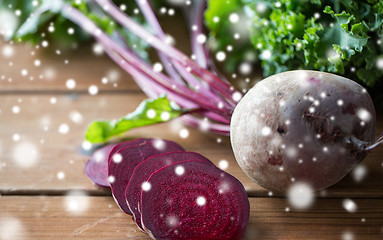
[231,70,378,192]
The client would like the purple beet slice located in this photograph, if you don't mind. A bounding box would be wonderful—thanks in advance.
[125,151,215,230]
[84,143,117,187]
[140,161,250,240]
[108,139,184,215]
[108,138,148,164]
[84,138,147,187]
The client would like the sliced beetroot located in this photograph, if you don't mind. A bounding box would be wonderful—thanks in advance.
[108,139,184,215]
[84,143,117,187]
[125,151,215,230]
[107,138,148,164]
[140,160,249,240]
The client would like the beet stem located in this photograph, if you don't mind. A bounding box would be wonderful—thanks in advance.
[95,0,240,106]
[134,0,229,108]
[61,5,233,121]
[345,135,383,152]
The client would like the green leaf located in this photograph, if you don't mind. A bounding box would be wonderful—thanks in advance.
[85,96,188,143]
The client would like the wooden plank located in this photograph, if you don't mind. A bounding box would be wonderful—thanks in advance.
[0,11,192,93]
[0,93,259,194]
[0,196,382,239]
[0,40,140,92]
[0,94,382,197]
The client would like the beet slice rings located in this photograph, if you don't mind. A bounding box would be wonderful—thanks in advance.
[85,138,249,239]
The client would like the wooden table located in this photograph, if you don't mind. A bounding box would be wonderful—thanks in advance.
[0,40,382,240]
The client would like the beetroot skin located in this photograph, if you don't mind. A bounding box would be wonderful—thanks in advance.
[85,138,152,187]
[125,151,215,230]
[108,139,184,214]
[231,70,376,192]
[140,160,250,240]
[84,143,117,187]
[84,138,250,238]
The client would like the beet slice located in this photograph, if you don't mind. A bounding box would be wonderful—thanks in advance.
[108,139,184,215]
[140,160,249,240]
[125,151,215,230]
[108,138,148,164]
[84,143,117,187]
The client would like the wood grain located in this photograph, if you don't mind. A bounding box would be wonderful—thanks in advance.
[0,11,383,240]
[0,40,140,92]
[1,196,382,240]
[0,94,382,198]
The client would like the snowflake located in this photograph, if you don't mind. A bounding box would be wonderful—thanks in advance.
[287,182,314,209]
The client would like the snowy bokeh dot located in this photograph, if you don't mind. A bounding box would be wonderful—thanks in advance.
[229,13,239,23]
[69,111,83,124]
[287,182,314,209]
[142,181,151,191]
[261,126,272,136]
[285,207,290,212]
[12,141,39,168]
[82,141,92,151]
[232,91,242,102]
[216,51,226,61]
[352,165,367,183]
[101,77,108,84]
[41,40,48,48]
[57,171,65,180]
[34,59,41,67]
[113,153,123,163]
[261,50,272,60]
[43,67,56,79]
[342,231,354,240]
[93,43,104,55]
[165,215,179,228]
[153,62,163,72]
[21,69,28,76]
[58,124,70,134]
[88,85,99,95]
[161,111,170,121]
[165,34,175,45]
[342,199,357,213]
[199,119,210,132]
[168,8,175,16]
[196,196,206,206]
[2,45,14,58]
[175,165,185,175]
[218,160,229,170]
[356,108,371,122]
[65,191,89,213]
[146,109,156,119]
[66,79,76,89]
[108,175,115,184]
[239,62,252,75]
[196,34,207,44]
[153,139,166,151]
[48,25,54,32]
[12,134,20,142]
[67,27,75,35]
[12,105,20,114]
[120,4,127,10]
[179,128,189,139]
[376,57,383,70]
[256,2,267,13]
[50,97,57,104]
[0,217,26,240]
